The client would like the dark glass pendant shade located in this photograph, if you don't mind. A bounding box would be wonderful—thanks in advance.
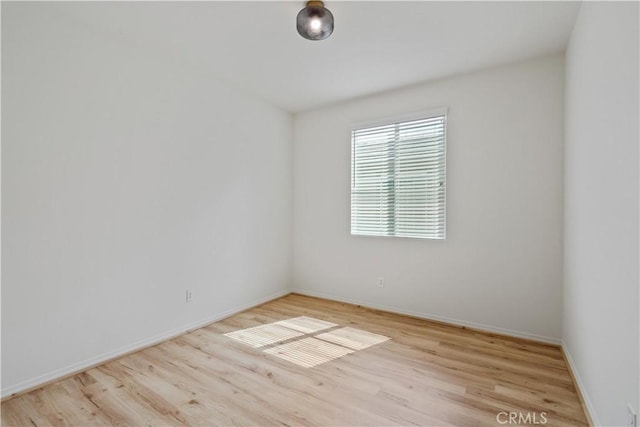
[296,1,334,41]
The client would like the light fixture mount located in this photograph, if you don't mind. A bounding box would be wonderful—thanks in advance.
[296,1,334,41]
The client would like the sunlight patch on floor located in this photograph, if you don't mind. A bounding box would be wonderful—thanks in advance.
[224,316,390,368]
[264,337,355,368]
[316,326,390,350]
[224,323,303,348]
[274,316,337,333]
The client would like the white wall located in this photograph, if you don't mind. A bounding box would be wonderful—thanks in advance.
[293,55,565,342]
[1,3,292,396]
[563,2,639,426]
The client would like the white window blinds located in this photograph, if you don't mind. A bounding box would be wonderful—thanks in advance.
[351,113,446,239]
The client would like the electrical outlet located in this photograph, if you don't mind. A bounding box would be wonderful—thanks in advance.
[628,405,637,427]
[186,289,193,303]
[377,277,385,288]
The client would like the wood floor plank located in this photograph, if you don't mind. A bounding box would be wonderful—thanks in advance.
[1,294,589,426]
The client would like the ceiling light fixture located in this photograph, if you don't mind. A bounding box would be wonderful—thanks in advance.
[296,1,334,41]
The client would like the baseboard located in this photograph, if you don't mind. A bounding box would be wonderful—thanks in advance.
[1,287,565,400]
[561,341,599,427]
[291,288,562,345]
[1,288,291,401]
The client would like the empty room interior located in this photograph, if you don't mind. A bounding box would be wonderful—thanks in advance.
[1,1,639,426]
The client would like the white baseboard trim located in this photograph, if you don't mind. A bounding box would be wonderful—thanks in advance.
[561,341,599,426]
[2,287,564,400]
[1,288,291,400]
[292,288,562,345]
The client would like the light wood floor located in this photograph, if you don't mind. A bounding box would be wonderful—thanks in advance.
[2,294,589,426]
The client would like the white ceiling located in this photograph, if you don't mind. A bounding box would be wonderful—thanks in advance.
[49,1,580,113]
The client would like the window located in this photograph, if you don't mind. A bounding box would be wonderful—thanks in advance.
[350,111,446,239]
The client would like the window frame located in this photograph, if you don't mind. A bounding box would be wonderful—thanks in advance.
[350,107,448,240]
